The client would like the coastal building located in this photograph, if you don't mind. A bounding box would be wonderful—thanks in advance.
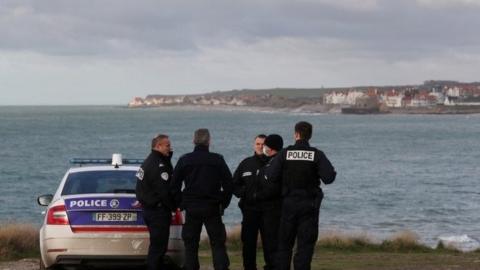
[445,96,480,106]
[324,90,367,105]
[429,91,445,104]
[444,96,458,106]
[227,97,247,106]
[402,96,412,107]
[128,97,145,107]
[382,90,404,108]
[341,96,381,114]
[446,87,461,97]
[408,93,437,107]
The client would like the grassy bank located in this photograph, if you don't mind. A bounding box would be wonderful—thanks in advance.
[217,227,446,252]
[2,224,479,269]
[197,249,480,270]
[0,224,39,261]
[198,227,480,270]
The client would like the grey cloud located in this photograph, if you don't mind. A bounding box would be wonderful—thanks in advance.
[1,0,201,55]
[0,0,479,61]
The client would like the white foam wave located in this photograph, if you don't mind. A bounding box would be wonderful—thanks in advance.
[438,234,480,252]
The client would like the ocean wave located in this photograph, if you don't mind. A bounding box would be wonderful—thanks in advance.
[438,234,480,252]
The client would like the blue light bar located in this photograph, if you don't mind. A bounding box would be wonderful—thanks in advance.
[123,159,144,164]
[69,158,144,165]
[70,158,111,164]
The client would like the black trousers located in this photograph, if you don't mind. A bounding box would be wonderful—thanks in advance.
[182,205,230,270]
[143,207,172,270]
[241,205,281,270]
[276,193,322,270]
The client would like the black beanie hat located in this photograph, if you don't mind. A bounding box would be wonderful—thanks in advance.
[264,134,283,151]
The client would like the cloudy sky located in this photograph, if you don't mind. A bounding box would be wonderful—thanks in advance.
[1,0,479,105]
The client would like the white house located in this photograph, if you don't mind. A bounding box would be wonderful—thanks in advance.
[446,87,460,97]
[324,90,367,105]
[384,94,404,107]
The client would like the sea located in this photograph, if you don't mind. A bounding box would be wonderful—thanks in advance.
[1,106,479,251]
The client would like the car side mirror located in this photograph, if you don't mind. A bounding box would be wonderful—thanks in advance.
[37,194,53,206]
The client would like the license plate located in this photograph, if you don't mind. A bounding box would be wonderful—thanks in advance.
[93,212,137,222]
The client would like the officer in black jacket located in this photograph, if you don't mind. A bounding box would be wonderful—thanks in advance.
[267,122,336,270]
[232,134,268,270]
[170,128,233,270]
[135,134,175,270]
[233,134,267,210]
[252,134,284,270]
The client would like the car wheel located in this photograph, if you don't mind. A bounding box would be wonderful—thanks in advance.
[39,258,46,270]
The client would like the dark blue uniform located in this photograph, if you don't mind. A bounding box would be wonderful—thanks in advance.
[267,140,336,270]
[233,153,269,210]
[170,145,233,270]
[135,150,174,270]
[233,154,281,270]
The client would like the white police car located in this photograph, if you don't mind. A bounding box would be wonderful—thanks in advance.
[37,154,184,269]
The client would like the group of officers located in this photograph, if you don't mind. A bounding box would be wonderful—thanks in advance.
[135,121,337,270]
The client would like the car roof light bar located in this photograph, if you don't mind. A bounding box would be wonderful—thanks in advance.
[69,158,144,165]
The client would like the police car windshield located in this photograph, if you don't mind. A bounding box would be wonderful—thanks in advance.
[62,171,137,195]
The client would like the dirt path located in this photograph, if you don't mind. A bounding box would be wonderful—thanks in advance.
[0,259,38,270]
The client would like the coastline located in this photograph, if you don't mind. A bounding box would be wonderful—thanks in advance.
[126,104,480,115]
[2,104,479,115]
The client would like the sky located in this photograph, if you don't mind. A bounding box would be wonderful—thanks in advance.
[0,0,479,105]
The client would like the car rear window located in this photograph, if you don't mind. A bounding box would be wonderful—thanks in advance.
[62,170,137,195]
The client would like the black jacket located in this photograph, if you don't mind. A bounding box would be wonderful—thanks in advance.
[256,153,282,203]
[170,145,233,210]
[267,139,336,197]
[135,150,175,210]
[232,153,269,209]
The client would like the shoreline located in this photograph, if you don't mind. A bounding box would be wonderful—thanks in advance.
[126,104,480,115]
[126,104,300,114]
[2,104,480,115]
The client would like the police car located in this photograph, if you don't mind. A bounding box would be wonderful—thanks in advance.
[37,154,184,269]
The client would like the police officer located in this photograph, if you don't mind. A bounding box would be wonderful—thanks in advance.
[232,134,268,270]
[256,134,284,270]
[267,122,336,270]
[233,134,267,209]
[233,134,284,270]
[170,128,233,270]
[135,134,175,270]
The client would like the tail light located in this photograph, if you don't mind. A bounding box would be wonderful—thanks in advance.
[47,205,69,225]
[132,200,142,209]
[171,209,183,225]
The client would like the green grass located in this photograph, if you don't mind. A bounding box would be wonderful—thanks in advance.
[196,247,480,270]
[196,229,480,270]
[315,231,435,253]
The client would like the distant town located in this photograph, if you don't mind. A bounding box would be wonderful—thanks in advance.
[128,80,480,114]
